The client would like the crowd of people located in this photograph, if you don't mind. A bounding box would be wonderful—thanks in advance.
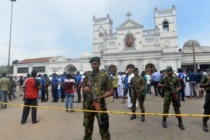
[0,58,210,139]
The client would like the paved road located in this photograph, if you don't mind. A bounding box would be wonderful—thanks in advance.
[0,89,210,140]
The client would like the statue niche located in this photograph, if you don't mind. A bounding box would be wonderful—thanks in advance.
[125,34,134,48]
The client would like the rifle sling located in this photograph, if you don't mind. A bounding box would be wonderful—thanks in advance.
[98,71,101,109]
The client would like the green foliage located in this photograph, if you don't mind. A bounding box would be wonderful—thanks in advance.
[12,60,19,64]
[0,59,19,75]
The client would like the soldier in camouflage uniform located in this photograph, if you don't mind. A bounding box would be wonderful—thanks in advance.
[130,68,146,122]
[82,57,114,140]
[158,66,185,130]
[200,71,210,132]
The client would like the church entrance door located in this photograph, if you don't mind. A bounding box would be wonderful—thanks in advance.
[126,64,135,70]
[108,65,117,74]
[145,64,155,75]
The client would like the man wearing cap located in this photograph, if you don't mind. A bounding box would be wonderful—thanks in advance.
[158,66,185,130]
[200,71,210,132]
[82,57,114,140]
[51,73,59,103]
[129,68,146,121]
[60,72,66,102]
[40,74,46,102]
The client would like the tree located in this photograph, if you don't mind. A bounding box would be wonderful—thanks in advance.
[8,59,19,75]
[12,59,19,64]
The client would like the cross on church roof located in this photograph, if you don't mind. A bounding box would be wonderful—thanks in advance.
[126,12,132,19]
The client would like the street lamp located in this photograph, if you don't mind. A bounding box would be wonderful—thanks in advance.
[7,0,16,74]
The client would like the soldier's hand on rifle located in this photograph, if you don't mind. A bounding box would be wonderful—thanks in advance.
[164,84,170,88]
[83,86,91,93]
[136,93,140,97]
[169,82,173,85]
[94,95,105,102]
[93,97,100,102]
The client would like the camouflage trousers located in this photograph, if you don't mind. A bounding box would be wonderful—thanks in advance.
[131,92,145,115]
[203,92,210,122]
[163,92,181,118]
[83,98,110,140]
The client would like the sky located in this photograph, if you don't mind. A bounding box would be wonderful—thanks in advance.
[0,0,210,65]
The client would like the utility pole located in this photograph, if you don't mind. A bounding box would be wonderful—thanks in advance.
[7,0,17,74]
[192,41,196,72]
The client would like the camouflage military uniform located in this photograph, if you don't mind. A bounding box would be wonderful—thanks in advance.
[82,71,113,140]
[159,75,181,118]
[130,75,146,120]
[200,75,210,130]
[159,66,184,130]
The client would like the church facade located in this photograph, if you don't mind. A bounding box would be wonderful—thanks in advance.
[92,6,180,75]
[13,6,210,76]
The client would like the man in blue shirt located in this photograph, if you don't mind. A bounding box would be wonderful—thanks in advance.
[51,73,59,102]
[151,70,161,96]
[60,72,66,102]
[41,75,46,102]
[177,68,185,101]
[75,71,82,103]
[188,69,198,98]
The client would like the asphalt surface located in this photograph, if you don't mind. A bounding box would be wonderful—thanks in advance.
[0,88,210,140]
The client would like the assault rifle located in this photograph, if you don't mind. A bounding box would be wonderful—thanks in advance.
[89,79,102,126]
[165,75,181,107]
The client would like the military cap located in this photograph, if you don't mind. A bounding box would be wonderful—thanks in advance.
[133,68,139,72]
[89,57,100,63]
[165,66,173,72]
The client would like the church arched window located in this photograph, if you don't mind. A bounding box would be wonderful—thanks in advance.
[163,21,169,31]
[98,27,104,37]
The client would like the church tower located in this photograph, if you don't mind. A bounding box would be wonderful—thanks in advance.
[92,14,113,56]
[154,5,178,49]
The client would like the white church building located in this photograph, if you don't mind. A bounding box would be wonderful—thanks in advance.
[13,6,210,76]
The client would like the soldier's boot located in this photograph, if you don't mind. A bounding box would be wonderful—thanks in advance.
[178,118,185,130]
[130,114,136,120]
[203,119,208,132]
[162,117,167,128]
[141,116,145,122]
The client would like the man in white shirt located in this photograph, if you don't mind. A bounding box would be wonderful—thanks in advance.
[117,72,123,97]
[146,74,151,94]
[127,69,134,108]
